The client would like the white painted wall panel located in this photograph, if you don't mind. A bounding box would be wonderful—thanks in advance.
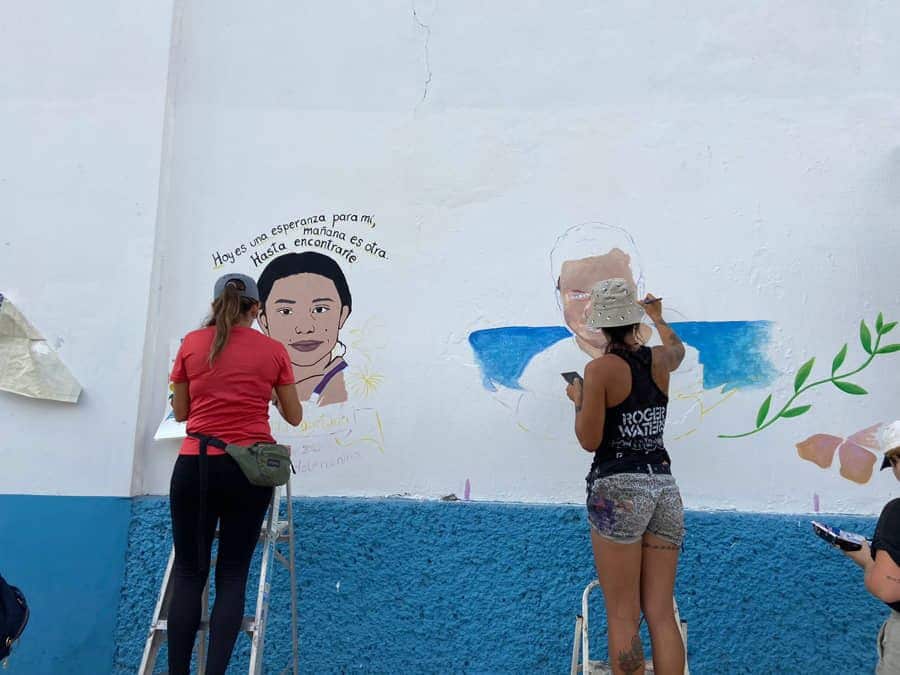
[133,2,900,514]
[0,2,175,495]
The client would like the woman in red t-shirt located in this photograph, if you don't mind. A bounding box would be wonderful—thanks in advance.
[166,273,301,675]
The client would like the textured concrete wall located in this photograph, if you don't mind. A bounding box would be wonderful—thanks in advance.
[114,497,886,674]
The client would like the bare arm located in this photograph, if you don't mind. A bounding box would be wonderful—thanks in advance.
[172,382,190,423]
[642,294,685,372]
[568,359,607,451]
[273,383,303,426]
[865,550,900,605]
[844,542,900,604]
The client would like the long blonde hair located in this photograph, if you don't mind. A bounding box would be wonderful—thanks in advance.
[204,281,256,363]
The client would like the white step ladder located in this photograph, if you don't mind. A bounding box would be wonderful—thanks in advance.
[138,481,298,675]
[570,580,689,675]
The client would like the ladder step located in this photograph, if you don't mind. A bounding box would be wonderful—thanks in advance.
[151,616,257,635]
[207,523,290,542]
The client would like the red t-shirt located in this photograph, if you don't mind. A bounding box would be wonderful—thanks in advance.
[170,326,294,455]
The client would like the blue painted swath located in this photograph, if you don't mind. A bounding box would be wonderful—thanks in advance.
[468,321,778,391]
[671,320,778,391]
[468,326,571,391]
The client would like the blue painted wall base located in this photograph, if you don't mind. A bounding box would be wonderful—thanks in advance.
[112,498,886,675]
[0,495,131,675]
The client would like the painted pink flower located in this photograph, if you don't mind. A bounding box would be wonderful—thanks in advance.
[796,434,842,468]
[848,423,882,449]
[796,423,882,484]
[838,441,878,484]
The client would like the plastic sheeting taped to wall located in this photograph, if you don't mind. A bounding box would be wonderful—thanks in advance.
[0,293,81,403]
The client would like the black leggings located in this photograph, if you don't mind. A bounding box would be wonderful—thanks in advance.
[167,454,272,675]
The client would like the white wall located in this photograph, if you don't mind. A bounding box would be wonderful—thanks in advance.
[129,1,900,514]
[3,2,897,514]
[0,2,175,496]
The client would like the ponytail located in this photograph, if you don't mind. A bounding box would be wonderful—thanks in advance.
[602,323,640,355]
[205,282,256,364]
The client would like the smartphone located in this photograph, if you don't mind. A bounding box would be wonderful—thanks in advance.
[811,520,867,552]
[561,371,582,385]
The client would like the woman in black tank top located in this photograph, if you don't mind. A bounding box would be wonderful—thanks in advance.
[566,278,687,675]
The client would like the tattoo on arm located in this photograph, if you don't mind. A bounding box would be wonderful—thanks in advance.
[617,635,644,675]
[654,318,685,369]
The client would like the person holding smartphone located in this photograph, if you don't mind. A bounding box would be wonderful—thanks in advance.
[840,421,900,673]
[167,273,302,675]
[565,278,686,675]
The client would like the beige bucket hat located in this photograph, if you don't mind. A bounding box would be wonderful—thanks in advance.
[585,277,645,329]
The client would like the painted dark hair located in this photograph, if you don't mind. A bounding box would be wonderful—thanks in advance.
[257,251,352,317]
[601,323,640,355]
[204,281,257,363]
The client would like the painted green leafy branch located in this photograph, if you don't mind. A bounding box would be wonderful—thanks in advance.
[719,312,900,439]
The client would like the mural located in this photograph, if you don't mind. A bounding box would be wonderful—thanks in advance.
[155,212,392,478]
[467,223,899,490]
[121,1,900,514]
[467,223,780,444]
[665,321,777,391]
[469,321,778,394]
[553,230,650,357]
[469,326,570,391]
[796,423,883,484]
[257,251,352,407]
[720,313,899,439]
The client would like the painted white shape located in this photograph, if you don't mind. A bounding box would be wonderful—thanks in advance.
[0,2,175,496]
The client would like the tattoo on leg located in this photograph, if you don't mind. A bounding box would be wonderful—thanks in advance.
[642,542,678,551]
[617,634,644,674]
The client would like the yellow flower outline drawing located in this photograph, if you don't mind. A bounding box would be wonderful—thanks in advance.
[670,377,738,441]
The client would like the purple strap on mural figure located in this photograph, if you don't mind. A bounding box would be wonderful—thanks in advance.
[313,359,348,397]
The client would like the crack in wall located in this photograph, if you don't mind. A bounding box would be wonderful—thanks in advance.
[412,0,433,104]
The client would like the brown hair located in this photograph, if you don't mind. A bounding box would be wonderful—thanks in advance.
[204,281,257,364]
[602,323,640,355]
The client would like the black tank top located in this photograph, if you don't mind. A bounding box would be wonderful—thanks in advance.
[587,346,671,481]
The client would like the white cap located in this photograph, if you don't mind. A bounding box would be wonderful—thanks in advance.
[879,420,900,470]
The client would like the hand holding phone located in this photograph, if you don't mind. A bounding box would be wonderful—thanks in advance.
[561,371,582,385]
[811,520,868,552]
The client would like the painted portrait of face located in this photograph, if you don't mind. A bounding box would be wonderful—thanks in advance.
[257,252,353,405]
[261,272,349,365]
[551,224,648,357]
[559,249,640,351]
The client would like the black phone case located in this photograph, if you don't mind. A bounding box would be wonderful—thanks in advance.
[812,522,863,551]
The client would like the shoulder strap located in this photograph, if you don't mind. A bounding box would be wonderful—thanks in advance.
[312,359,348,397]
[186,431,227,569]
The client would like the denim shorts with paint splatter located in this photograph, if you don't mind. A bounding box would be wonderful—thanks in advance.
[586,472,684,546]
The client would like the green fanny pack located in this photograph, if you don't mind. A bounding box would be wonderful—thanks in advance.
[188,432,295,487]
